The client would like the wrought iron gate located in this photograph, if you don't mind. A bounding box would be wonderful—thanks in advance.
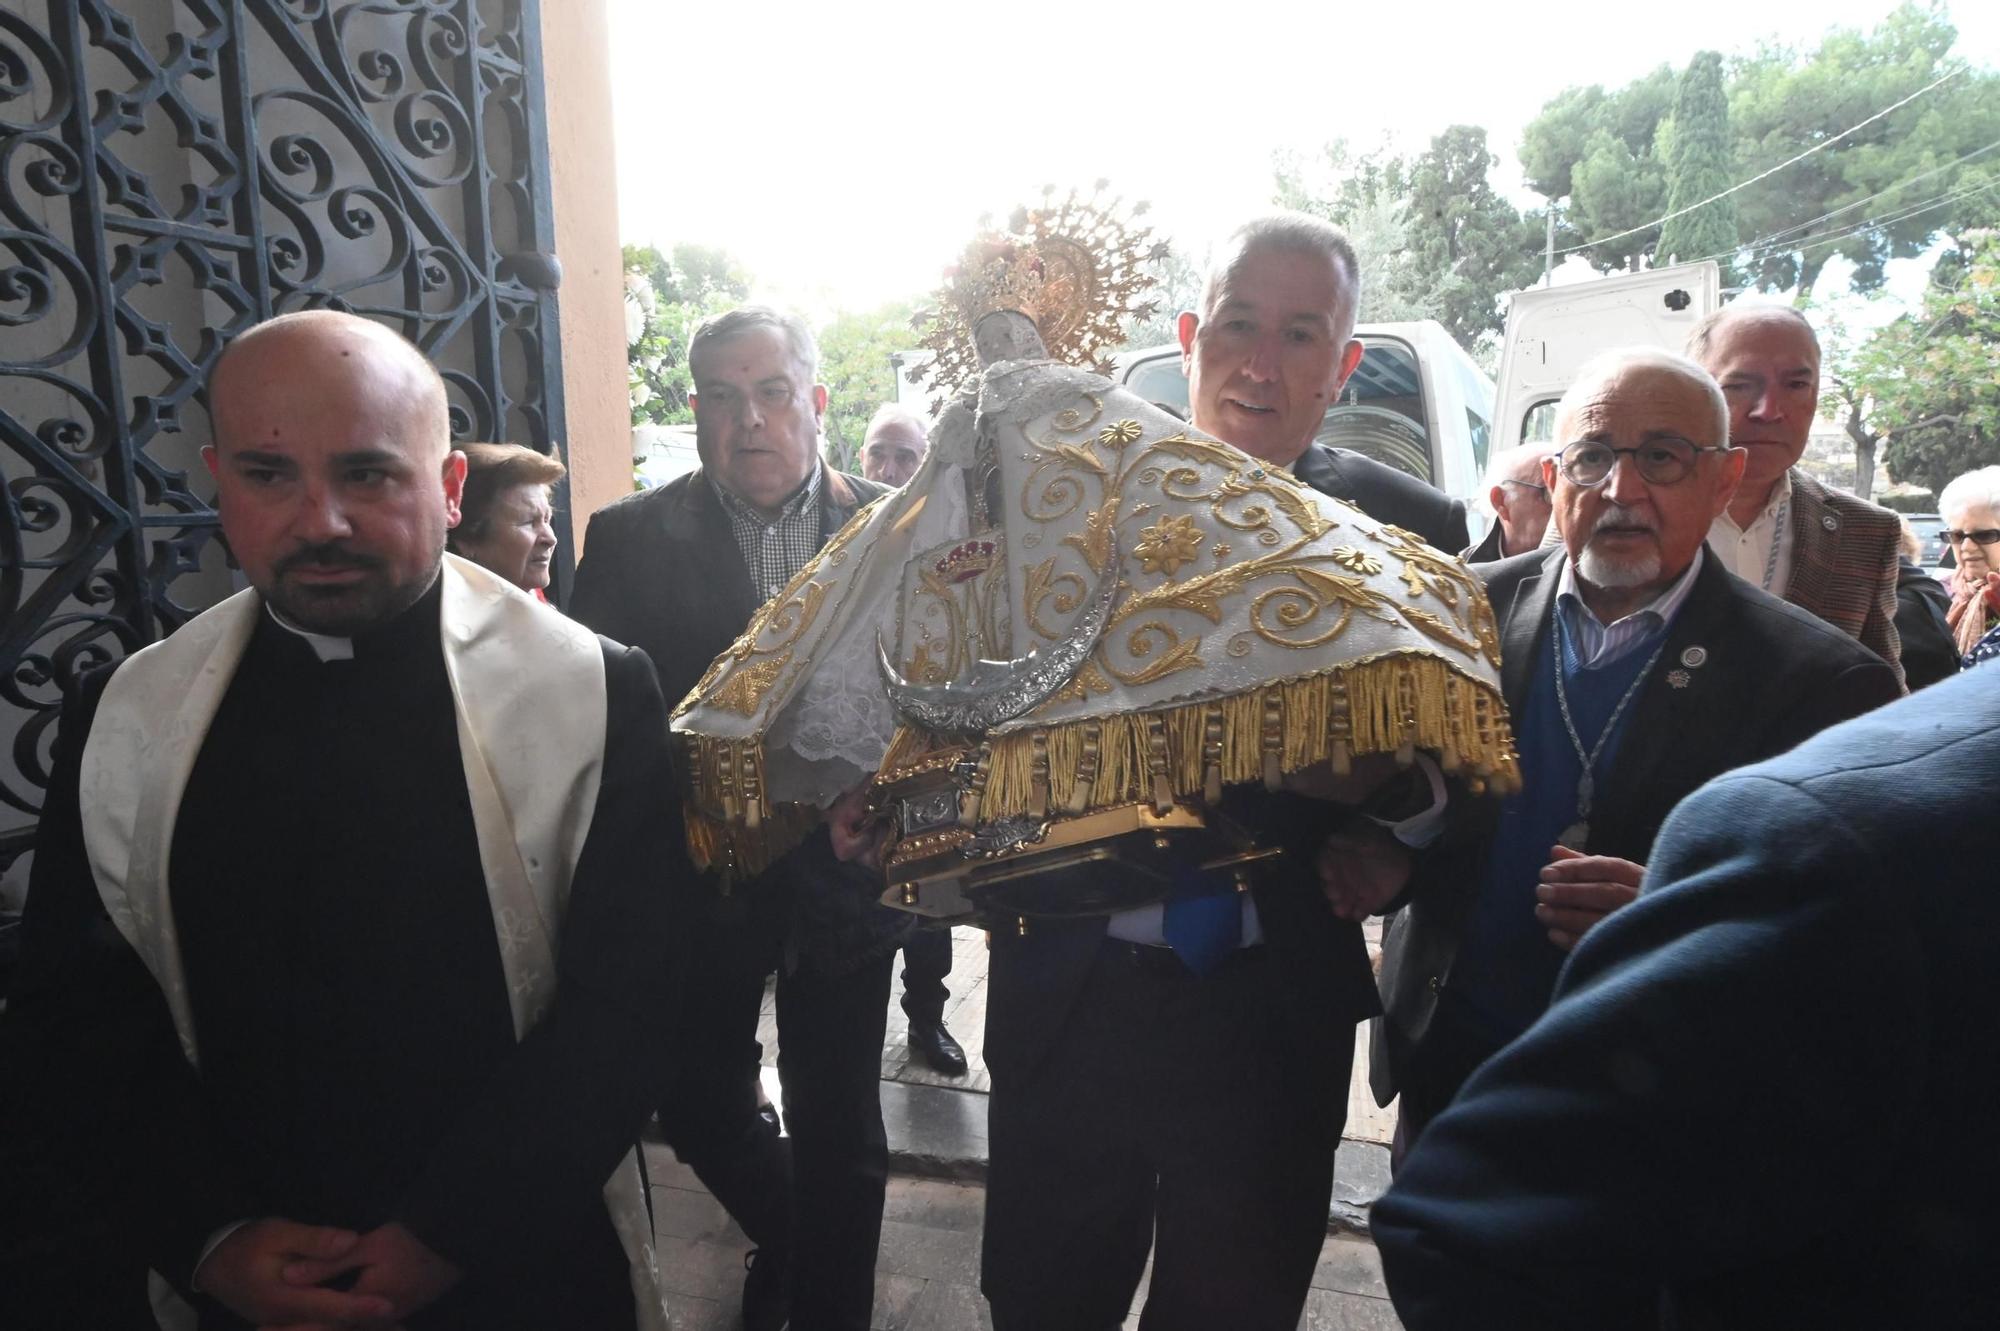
[0,0,569,867]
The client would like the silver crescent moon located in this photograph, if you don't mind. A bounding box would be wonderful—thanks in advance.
[878,535,1120,734]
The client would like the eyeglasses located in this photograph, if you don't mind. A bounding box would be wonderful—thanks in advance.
[1945,527,2000,546]
[1497,479,1548,494]
[1555,437,1727,488]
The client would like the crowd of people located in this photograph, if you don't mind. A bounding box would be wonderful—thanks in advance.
[1,208,1994,1331]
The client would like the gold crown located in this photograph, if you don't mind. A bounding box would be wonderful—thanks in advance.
[917,183,1168,410]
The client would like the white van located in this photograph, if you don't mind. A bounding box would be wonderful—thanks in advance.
[1491,261,1723,454]
[1114,321,1495,506]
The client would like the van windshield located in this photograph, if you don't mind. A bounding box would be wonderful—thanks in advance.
[1120,337,1434,482]
[1319,338,1431,483]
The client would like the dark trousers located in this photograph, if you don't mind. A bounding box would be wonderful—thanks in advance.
[656,894,893,1331]
[1389,1001,1506,1172]
[898,926,953,1027]
[982,940,1351,1331]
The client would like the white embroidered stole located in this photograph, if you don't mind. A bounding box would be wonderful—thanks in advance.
[78,555,667,1331]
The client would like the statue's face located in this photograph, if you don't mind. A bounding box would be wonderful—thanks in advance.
[972,311,1044,365]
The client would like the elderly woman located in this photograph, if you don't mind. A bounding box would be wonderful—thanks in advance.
[1939,465,2000,667]
[449,441,565,599]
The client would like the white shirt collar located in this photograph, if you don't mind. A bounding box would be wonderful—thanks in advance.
[265,605,354,662]
[1717,467,1793,534]
[1556,545,1706,634]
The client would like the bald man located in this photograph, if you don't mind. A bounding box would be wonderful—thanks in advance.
[859,404,929,489]
[1466,446,1554,562]
[1371,347,1898,1152]
[3,311,680,1329]
[1687,304,1905,686]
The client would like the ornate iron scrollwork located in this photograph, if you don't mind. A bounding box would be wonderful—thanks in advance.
[0,0,568,868]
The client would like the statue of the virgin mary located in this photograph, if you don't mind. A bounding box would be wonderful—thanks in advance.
[672,187,1518,920]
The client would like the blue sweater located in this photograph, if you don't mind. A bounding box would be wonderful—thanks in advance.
[1441,611,1662,1046]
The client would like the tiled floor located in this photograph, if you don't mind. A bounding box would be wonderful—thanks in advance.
[645,1143,1404,1330]
[755,922,1400,1146]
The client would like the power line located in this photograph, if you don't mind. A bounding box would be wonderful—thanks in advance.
[1742,138,2000,251]
[1557,65,1967,257]
[1677,173,2000,273]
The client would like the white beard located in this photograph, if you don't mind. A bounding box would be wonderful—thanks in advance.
[1578,544,1661,589]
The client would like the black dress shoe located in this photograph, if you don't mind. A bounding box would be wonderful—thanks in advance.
[908,1018,969,1075]
[743,1247,790,1331]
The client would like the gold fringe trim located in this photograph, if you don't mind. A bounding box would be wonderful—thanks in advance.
[681,794,821,881]
[969,656,1518,823]
[684,654,1520,874]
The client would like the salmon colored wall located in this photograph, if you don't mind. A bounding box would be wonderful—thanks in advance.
[540,0,629,554]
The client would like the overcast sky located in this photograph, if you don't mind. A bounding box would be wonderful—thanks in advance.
[606,0,2000,320]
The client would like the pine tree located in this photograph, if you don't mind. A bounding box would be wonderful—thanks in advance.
[1654,51,1738,280]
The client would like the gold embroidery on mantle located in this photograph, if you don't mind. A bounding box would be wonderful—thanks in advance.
[674,383,1523,878]
[673,497,883,722]
[1100,621,1205,686]
[1133,514,1203,577]
[1003,398,1504,690]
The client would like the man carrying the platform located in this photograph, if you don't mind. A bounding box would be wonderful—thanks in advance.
[669,200,1513,1331]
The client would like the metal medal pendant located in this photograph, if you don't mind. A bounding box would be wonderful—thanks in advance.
[1558,820,1590,851]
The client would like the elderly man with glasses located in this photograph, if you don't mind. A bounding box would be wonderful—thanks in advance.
[1466,445,1555,562]
[1369,347,1900,1153]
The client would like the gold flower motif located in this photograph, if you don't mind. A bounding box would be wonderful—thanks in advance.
[1134,513,1204,577]
[1330,545,1384,576]
[1097,419,1144,448]
[1211,542,1232,561]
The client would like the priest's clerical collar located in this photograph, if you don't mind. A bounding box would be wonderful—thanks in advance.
[262,573,445,665]
[265,605,354,662]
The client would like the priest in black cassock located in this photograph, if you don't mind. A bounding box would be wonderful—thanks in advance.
[1,311,681,1330]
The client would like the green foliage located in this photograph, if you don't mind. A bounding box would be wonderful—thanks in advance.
[1519,67,1676,273]
[1403,126,1551,344]
[1655,51,1739,280]
[1273,127,1546,348]
[622,243,753,428]
[622,242,750,305]
[1853,229,2000,493]
[1519,6,2000,297]
[1813,297,1887,498]
[816,302,930,473]
[1276,140,1441,324]
[1729,4,2000,298]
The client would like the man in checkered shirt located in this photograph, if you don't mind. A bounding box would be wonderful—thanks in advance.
[570,306,903,1331]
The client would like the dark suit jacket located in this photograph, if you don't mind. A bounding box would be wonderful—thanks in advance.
[1371,546,1901,1103]
[1373,668,2000,1330]
[569,466,910,972]
[984,445,1470,1085]
[1291,444,1470,555]
[570,466,884,711]
[1461,520,1507,565]
[1893,556,1957,691]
